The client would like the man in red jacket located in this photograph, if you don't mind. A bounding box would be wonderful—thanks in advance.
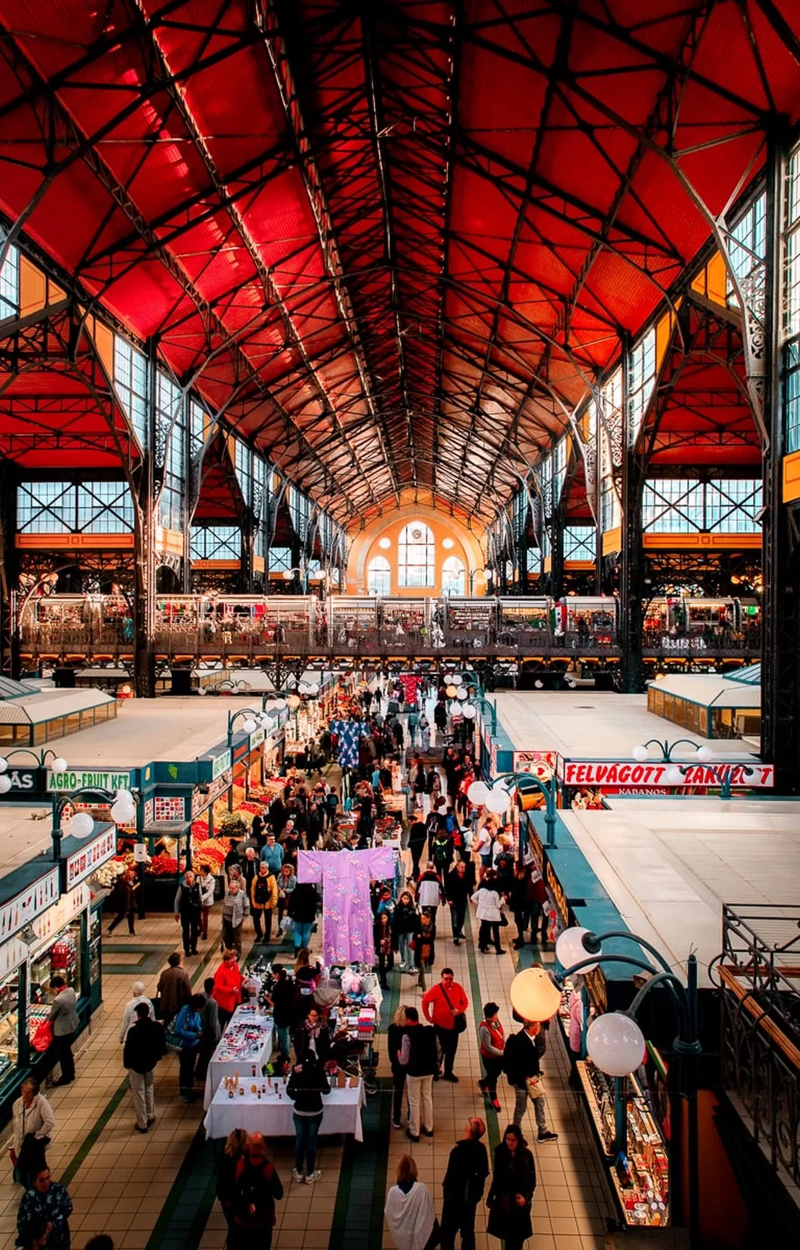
[422,968,469,1082]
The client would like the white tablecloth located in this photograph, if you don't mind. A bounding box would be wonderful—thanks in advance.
[204,1079,366,1142]
[203,1007,274,1109]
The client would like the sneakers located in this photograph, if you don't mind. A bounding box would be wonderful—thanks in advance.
[406,1130,420,1143]
[478,1079,487,1093]
[292,1168,305,1183]
[307,1170,322,1183]
[420,1128,434,1138]
[537,1130,559,1142]
[443,1072,459,1083]
[392,1120,402,1129]
[147,1116,156,1126]
[491,1097,502,1111]
[134,1124,148,1134]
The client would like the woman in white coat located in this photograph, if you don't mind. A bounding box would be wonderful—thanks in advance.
[9,1079,54,1187]
[384,1154,439,1250]
[473,868,506,954]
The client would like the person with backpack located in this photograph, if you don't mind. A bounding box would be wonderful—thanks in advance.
[228,1133,283,1248]
[440,1116,490,1250]
[172,993,204,1103]
[123,1002,166,1133]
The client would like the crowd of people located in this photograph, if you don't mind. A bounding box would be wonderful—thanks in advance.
[8,674,565,1249]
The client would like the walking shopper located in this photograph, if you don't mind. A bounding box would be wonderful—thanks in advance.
[287,880,319,953]
[197,977,221,1080]
[107,868,138,936]
[49,977,78,1086]
[9,1080,54,1190]
[155,952,191,1022]
[384,1154,438,1250]
[174,870,202,956]
[250,862,278,943]
[118,981,154,1043]
[216,1129,248,1238]
[399,1007,437,1142]
[221,879,250,955]
[445,859,472,944]
[211,950,243,1029]
[440,1117,489,1250]
[17,1168,72,1250]
[123,1002,166,1132]
[387,1004,409,1129]
[486,1125,537,1250]
[260,832,284,875]
[416,862,444,916]
[198,864,216,939]
[287,1056,330,1182]
[407,811,427,878]
[374,910,394,989]
[478,1002,505,1111]
[228,1132,283,1250]
[276,863,297,926]
[270,966,294,1064]
[473,869,506,954]
[392,890,420,972]
[421,967,468,1082]
[173,993,204,1102]
[503,1020,558,1142]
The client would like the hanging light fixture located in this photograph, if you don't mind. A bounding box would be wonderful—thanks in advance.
[555,926,599,972]
[586,1013,646,1077]
[467,780,489,804]
[67,811,95,839]
[509,967,562,1022]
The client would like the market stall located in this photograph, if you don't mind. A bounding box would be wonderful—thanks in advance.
[203,1004,275,1109]
[204,1075,365,1142]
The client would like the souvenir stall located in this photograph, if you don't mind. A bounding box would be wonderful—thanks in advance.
[202,1003,274,1108]
[204,1069,365,1143]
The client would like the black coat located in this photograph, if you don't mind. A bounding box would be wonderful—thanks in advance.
[123,1018,166,1075]
[502,1029,544,1087]
[288,882,319,924]
[175,882,201,919]
[392,902,420,942]
[486,1143,536,1241]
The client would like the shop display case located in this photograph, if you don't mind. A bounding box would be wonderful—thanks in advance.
[88,912,102,1007]
[29,921,81,1012]
[0,971,21,1091]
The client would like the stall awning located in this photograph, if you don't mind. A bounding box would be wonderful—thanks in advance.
[648,674,760,710]
[0,688,115,726]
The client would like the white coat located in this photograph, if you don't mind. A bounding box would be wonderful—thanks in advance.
[474,885,503,922]
[12,1093,55,1154]
[384,1180,436,1250]
[119,995,155,1043]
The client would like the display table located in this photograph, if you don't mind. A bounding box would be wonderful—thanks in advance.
[204,1078,366,1142]
[203,1006,274,1109]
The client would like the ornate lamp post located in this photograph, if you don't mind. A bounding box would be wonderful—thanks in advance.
[51,786,137,861]
[468,771,558,848]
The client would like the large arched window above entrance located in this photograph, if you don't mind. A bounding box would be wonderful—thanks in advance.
[398,522,435,588]
[367,555,391,596]
[441,555,466,596]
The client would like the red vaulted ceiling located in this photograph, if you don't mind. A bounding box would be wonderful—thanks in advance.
[0,0,797,522]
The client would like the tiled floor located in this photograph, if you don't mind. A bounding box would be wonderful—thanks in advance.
[0,802,616,1247]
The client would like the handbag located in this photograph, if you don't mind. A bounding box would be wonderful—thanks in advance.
[31,1020,53,1053]
[525,1074,545,1099]
[165,1016,184,1053]
[499,911,509,927]
[441,985,467,1035]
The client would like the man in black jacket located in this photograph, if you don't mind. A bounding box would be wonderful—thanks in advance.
[398,1007,437,1142]
[440,1116,489,1250]
[123,1003,166,1133]
[407,811,428,879]
[173,870,202,956]
[503,1020,558,1142]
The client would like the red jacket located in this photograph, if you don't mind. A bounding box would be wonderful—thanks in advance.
[212,961,243,1014]
[422,981,468,1030]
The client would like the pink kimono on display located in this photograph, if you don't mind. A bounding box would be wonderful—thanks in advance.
[297,847,395,965]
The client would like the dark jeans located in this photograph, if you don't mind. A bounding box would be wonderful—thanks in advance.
[181,915,200,954]
[108,909,135,935]
[450,899,466,937]
[54,1032,75,1083]
[479,919,502,952]
[435,1024,459,1077]
[178,1046,196,1095]
[253,909,272,942]
[513,904,532,941]
[480,1054,503,1096]
[391,1066,406,1123]
[409,842,425,877]
[441,1195,478,1250]
[530,900,548,943]
[293,1111,322,1173]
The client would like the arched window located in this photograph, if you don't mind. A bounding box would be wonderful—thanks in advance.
[442,555,466,595]
[398,522,435,587]
[367,555,391,596]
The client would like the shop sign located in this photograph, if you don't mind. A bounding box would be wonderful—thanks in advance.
[47,769,131,793]
[560,759,774,788]
[64,827,117,891]
[191,769,232,818]
[0,868,59,942]
[1,767,40,794]
[249,726,265,749]
[0,936,28,980]
[232,739,250,764]
[545,860,570,928]
[512,751,557,780]
[211,751,231,781]
[31,882,89,948]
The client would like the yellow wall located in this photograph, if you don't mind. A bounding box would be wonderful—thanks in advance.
[346,505,487,597]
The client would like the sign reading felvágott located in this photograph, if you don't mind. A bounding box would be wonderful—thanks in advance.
[64,827,117,891]
[560,760,774,788]
[48,769,131,793]
[0,868,59,941]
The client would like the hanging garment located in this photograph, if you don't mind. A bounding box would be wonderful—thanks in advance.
[297,847,395,965]
[328,719,371,769]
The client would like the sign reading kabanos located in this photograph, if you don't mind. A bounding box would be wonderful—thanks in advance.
[560,760,774,788]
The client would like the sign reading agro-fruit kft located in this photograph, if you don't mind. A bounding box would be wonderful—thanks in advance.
[47,769,132,793]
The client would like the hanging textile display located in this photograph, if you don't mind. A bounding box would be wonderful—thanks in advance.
[328,719,371,768]
[297,847,395,965]
[398,674,422,705]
